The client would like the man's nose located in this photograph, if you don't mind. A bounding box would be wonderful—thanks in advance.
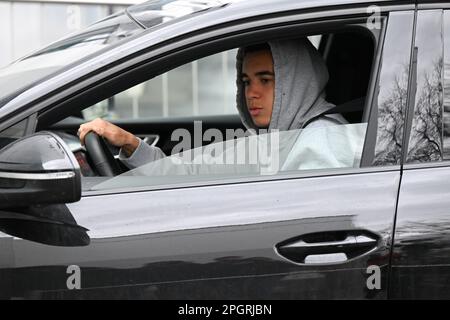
[246,82,261,99]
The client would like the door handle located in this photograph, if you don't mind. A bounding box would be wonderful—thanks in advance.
[275,230,379,265]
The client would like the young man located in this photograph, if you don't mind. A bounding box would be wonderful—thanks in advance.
[235,40,347,131]
[78,38,361,170]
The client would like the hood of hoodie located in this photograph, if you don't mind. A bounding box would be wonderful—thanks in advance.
[236,38,335,131]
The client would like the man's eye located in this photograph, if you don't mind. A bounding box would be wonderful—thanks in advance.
[261,78,272,84]
[242,79,250,86]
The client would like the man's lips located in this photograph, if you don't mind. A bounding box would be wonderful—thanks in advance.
[249,107,263,116]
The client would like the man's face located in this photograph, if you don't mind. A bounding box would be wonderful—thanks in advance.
[242,49,275,128]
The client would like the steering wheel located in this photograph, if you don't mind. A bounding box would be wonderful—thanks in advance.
[84,131,122,176]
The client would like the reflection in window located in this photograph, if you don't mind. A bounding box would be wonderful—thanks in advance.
[0,1,115,68]
[0,2,12,67]
[443,11,450,158]
[406,10,443,163]
[26,13,140,60]
[372,12,414,165]
[0,119,27,150]
[0,7,142,107]
[40,4,109,48]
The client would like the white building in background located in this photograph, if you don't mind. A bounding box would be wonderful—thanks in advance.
[0,0,142,67]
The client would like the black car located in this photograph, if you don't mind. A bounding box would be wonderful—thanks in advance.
[0,0,449,299]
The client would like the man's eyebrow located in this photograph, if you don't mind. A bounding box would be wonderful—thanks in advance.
[255,71,274,77]
[241,71,274,78]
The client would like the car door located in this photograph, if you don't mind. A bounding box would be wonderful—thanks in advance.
[390,7,450,299]
[0,7,414,300]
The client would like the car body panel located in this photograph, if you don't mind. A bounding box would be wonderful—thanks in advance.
[1,170,399,299]
[6,0,450,300]
[390,165,450,299]
[388,5,450,299]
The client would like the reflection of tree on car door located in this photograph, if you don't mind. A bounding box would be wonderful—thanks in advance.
[406,10,444,163]
[407,58,443,162]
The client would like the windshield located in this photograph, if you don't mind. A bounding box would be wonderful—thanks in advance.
[127,0,240,29]
[0,12,142,108]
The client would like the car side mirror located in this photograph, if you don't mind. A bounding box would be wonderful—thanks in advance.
[0,131,81,208]
[0,132,89,246]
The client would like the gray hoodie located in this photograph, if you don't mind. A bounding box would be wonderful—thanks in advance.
[236,38,344,131]
[120,38,349,169]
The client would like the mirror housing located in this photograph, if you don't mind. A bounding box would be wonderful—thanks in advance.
[0,132,89,246]
[0,131,81,208]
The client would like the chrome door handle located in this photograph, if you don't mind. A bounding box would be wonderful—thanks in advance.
[275,230,379,265]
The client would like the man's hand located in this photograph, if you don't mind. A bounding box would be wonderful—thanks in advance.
[78,118,140,157]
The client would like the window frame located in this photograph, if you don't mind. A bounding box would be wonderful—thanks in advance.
[13,10,399,196]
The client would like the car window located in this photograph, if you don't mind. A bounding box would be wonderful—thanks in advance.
[74,24,384,191]
[82,35,324,121]
[370,11,415,166]
[26,14,419,192]
[0,118,27,149]
[82,49,239,120]
[445,10,450,159]
[406,10,444,164]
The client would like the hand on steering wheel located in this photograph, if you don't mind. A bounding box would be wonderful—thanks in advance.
[84,131,122,176]
[78,118,139,176]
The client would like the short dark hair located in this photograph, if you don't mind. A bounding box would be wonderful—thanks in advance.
[241,43,271,56]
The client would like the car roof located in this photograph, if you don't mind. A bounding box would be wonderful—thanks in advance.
[128,0,412,16]
[127,0,412,29]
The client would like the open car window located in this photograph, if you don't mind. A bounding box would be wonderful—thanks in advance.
[31,15,398,193]
[74,27,376,191]
[81,36,323,121]
[82,48,239,120]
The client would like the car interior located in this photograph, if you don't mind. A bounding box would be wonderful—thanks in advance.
[18,24,377,183]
